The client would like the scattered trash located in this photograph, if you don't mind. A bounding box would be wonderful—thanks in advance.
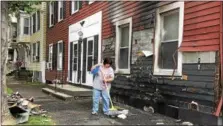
[182,121,193,126]
[117,114,127,119]
[156,122,164,125]
[143,106,154,113]
[7,91,47,124]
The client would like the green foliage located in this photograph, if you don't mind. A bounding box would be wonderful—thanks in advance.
[7,87,13,95]
[8,1,41,15]
[19,115,55,125]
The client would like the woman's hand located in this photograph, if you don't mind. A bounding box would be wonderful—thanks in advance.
[91,63,102,71]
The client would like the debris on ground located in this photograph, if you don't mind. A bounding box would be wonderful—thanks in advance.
[7,91,47,124]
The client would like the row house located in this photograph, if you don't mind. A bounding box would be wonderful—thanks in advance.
[45,1,223,125]
[16,2,47,82]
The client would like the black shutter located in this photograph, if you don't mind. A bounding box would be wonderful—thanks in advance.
[54,1,58,25]
[62,42,65,70]
[37,11,40,30]
[82,38,87,83]
[52,43,57,70]
[63,1,66,19]
[69,42,73,81]
[94,35,98,65]
[70,1,72,15]
[33,13,36,33]
[46,45,49,62]
[79,1,83,9]
[47,2,49,27]
[37,42,40,62]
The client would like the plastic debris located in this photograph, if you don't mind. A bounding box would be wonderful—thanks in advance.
[7,91,47,124]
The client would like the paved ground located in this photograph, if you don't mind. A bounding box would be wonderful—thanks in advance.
[7,80,180,125]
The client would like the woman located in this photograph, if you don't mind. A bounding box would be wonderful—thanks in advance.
[91,57,114,115]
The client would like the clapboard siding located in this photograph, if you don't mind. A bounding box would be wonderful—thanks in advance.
[111,55,217,113]
[180,1,222,51]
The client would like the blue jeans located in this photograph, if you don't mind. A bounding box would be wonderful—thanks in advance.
[92,88,110,114]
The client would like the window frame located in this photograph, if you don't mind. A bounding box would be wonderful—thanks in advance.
[71,1,80,14]
[23,17,30,35]
[49,2,54,27]
[88,0,95,4]
[115,17,132,74]
[154,2,184,76]
[57,40,63,71]
[48,44,53,70]
[58,1,64,22]
[32,42,40,62]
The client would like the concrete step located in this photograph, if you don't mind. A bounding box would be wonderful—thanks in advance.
[46,84,92,97]
[42,88,73,101]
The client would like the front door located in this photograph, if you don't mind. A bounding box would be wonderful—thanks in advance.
[72,42,79,83]
[70,35,99,86]
[82,35,99,86]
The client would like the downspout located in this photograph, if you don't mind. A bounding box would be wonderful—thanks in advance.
[214,2,223,117]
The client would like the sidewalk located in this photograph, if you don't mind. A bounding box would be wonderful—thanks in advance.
[7,80,180,125]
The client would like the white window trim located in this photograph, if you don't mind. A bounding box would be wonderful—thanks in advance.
[154,2,184,76]
[31,11,40,34]
[23,17,30,35]
[57,40,63,71]
[58,1,63,22]
[89,0,95,4]
[32,42,39,62]
[48,43,53,70]
[71,1,80,14]
[49,2,54,27]
[115,17,132,74]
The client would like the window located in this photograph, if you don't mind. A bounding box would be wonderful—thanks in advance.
[23,18,30,34]
[32,42,40,62]
[57,41,63,70]
[49,2,54,27]
[115,17,132,74]
[48,44,53,69]
[154,2,184,76]
[32,11,40,34]
[71,1,82,14]
[58,1,64,21]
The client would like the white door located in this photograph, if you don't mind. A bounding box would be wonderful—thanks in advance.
[85,37,94,86]
[72,42,79,84]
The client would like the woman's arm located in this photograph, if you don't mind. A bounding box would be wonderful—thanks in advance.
[91,63,102,71]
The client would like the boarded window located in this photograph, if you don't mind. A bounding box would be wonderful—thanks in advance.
[158,9,179,69]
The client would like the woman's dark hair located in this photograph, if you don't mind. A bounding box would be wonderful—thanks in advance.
[103,57,112,65]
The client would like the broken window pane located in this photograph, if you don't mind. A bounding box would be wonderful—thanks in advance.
[158,41,178,69]
[119,48,129,69]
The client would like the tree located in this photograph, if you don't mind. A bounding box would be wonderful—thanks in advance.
[1,1,40,125]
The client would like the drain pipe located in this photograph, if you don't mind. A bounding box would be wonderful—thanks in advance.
[214,2,223,119]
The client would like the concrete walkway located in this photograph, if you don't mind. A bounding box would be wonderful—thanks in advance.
[7,80,180,125]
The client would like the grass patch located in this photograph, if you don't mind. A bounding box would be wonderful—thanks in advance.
[20,115,55,125]
[25,81,44,86]
[7,87,13,95]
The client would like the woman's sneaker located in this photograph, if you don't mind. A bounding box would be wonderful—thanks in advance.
[91,112,98,115]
